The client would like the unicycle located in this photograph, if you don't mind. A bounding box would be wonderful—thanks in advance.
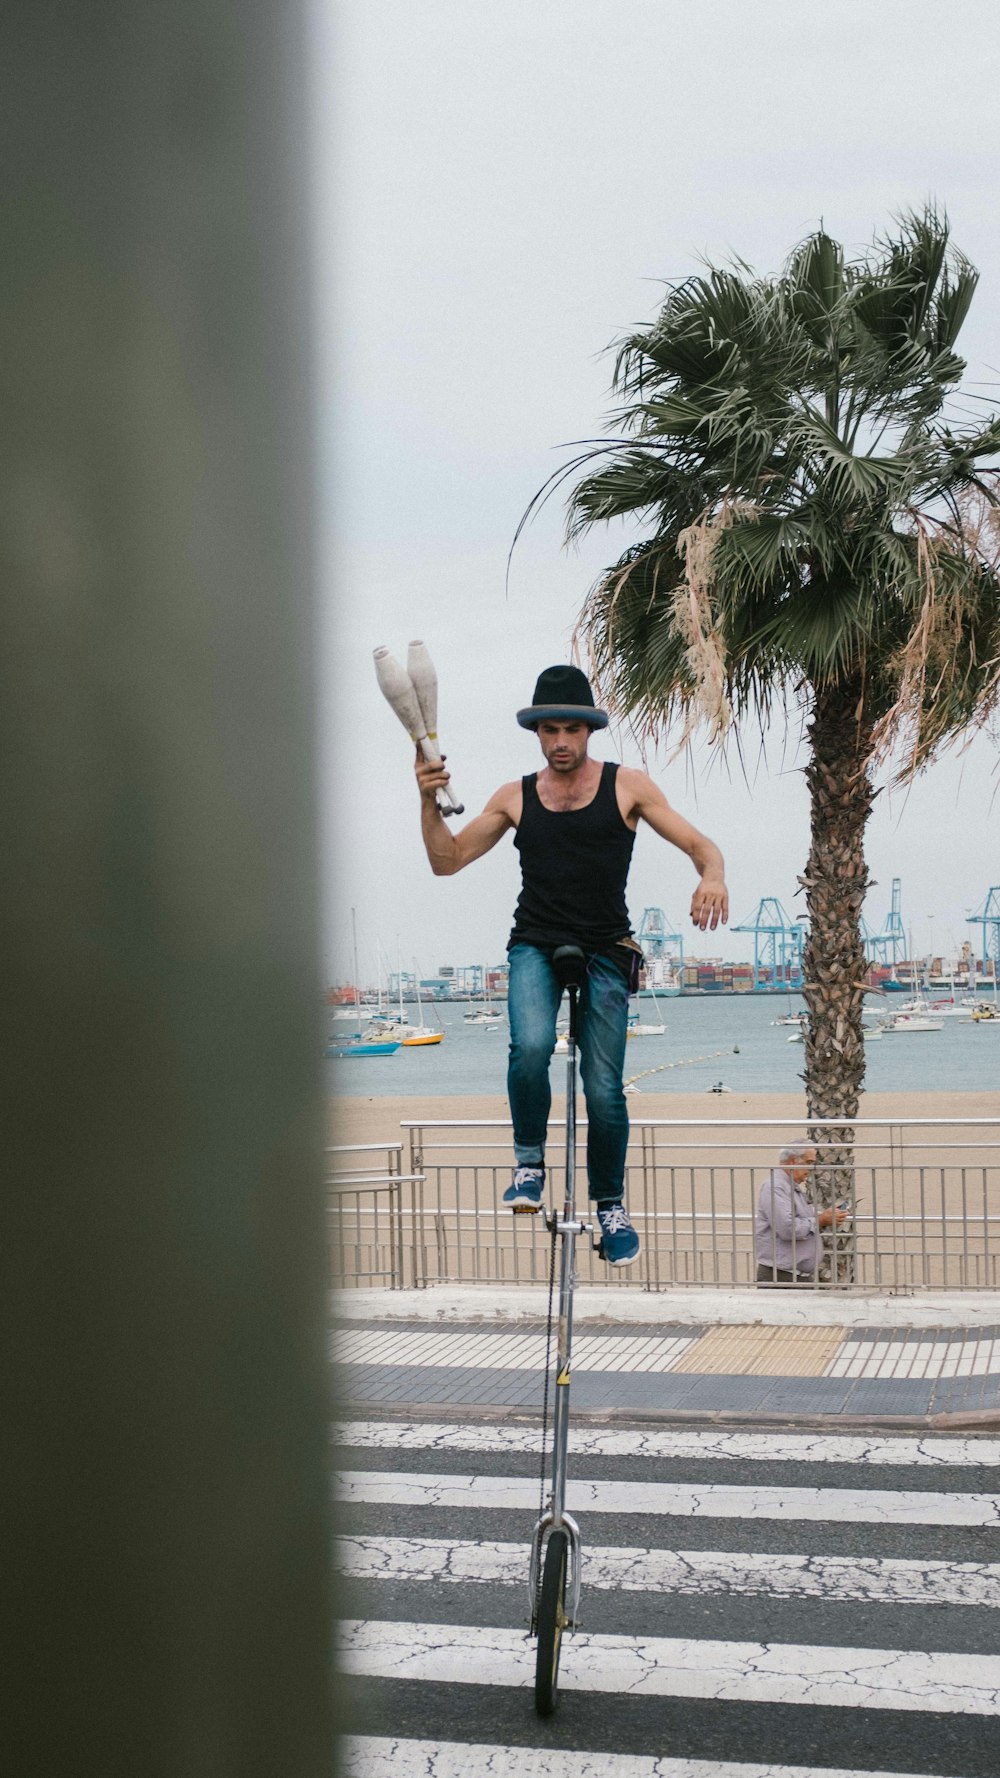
[527,943,590,1717]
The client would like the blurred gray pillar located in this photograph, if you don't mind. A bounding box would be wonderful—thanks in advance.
[1,5,333,1773]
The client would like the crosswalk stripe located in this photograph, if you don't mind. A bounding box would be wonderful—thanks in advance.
[334,1534,1000,1608]
[333,1419,1000,1467]
[335,1469,1000,1526]
[829,1336,1000,1380]
[340,1735,953,1778]
[334,1329,696,1372]
[340,1618,1000,1713]
[333,1327,1000,1380]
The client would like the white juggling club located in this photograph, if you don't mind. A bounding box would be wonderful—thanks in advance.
[406,640,439,737]
[406,638,465,812]
[373,645,464,816]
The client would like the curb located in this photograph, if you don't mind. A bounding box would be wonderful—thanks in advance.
[334,1397,1000,1435]
[331,1286,1000,1329]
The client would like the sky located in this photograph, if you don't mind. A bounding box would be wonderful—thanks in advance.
[311,0,1000,988]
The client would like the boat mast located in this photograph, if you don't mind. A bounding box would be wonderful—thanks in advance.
[351,908,363,1039]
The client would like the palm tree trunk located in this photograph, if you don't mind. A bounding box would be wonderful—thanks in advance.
[801,677,874,1277]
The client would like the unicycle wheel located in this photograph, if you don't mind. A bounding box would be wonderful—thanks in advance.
[534,1527,570,1716]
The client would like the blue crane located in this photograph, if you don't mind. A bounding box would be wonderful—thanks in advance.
[636,907,685,970]
[864,877,905,967]
[968,887,1000,979]
[731,898,805,990]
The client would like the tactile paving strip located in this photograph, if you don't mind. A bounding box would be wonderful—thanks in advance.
[672,1324,847,1376]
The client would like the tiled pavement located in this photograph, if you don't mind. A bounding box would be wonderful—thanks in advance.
[332,1314,1000,1422]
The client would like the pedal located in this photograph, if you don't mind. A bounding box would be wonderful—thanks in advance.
[512,1202,543,1215]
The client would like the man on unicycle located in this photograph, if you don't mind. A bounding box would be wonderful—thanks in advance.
[415,663,728,1265]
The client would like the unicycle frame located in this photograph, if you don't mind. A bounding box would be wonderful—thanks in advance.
[528,954,588,1640]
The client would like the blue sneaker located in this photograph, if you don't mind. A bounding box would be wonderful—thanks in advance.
[503,1166,545,1212]
[596,1200,640,1265]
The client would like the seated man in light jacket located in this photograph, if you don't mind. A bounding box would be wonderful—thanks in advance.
[754,1141,846,1285]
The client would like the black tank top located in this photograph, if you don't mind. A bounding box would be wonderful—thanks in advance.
[509,761,636,950]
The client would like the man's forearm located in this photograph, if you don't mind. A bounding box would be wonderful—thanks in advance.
[691,835,725,880]
[420,798,460,875]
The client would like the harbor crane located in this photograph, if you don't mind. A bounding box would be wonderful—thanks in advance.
[864,877,905,968]
[968,887,1000,979]
[732,898,806,990]
[636,907,685,970]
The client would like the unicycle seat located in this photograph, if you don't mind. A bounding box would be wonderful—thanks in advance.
[551,944,587,990]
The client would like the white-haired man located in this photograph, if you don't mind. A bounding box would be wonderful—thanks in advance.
[754,1141,847,1285]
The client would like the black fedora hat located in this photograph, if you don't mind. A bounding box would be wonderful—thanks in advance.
[516,664,608,730]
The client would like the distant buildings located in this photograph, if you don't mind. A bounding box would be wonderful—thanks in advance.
[328,944,998,1004]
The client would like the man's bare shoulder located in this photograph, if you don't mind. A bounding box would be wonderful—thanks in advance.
[484,778,524,821]
[615,764,668,812]
[616,764,659,791]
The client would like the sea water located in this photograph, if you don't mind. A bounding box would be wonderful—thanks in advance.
[327,994,1000,1098]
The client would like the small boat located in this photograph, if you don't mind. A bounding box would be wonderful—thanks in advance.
[366,1014,417,1038]
[366,1017,442,1047]
[463,967,504,1023]
[327,1029,401,1058]
[370,953,444,1046]
[887,995,968,1019]
[328,910,402,1057]
[971,1004,1000,1024]
[627,984,666,1036]
[878,1012,944,1033]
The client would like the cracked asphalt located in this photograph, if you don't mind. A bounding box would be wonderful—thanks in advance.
[335,1416,1000,1776]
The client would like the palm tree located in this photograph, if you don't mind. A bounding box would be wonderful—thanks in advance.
[550,211,1000,1236]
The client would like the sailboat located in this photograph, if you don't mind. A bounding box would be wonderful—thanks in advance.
[326,912,401,1057]
[772,986,806,1029]
[401,960,443,1046]
[464,969,504,1025]
[971,966,1000,1021]
[925,955,979,1018]
[875,930,944,1031]
[365,945,442,1045]
[627,983,666,1036]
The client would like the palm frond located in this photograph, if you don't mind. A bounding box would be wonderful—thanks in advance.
[547,212,1000,775]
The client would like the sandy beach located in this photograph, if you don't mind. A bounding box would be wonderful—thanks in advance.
[329,1089,999,1292]
[331,1088,1000,1150]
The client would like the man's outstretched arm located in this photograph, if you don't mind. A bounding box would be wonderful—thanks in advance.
[415,747,515,875]
[619,768,729,930]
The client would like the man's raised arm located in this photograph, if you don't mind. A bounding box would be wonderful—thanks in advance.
[619,768,729,931]
[415,747,516,876]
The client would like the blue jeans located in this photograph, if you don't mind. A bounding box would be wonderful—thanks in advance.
[506,942,630,1201]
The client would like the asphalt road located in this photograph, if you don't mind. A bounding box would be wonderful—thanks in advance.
[333,1416,1000,1777]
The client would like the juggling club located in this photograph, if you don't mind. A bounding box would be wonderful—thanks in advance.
[373,645,464,815]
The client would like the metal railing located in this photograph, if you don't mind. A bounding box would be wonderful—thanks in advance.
[325,1143,425,1290]
[369,1116,1000,1294]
